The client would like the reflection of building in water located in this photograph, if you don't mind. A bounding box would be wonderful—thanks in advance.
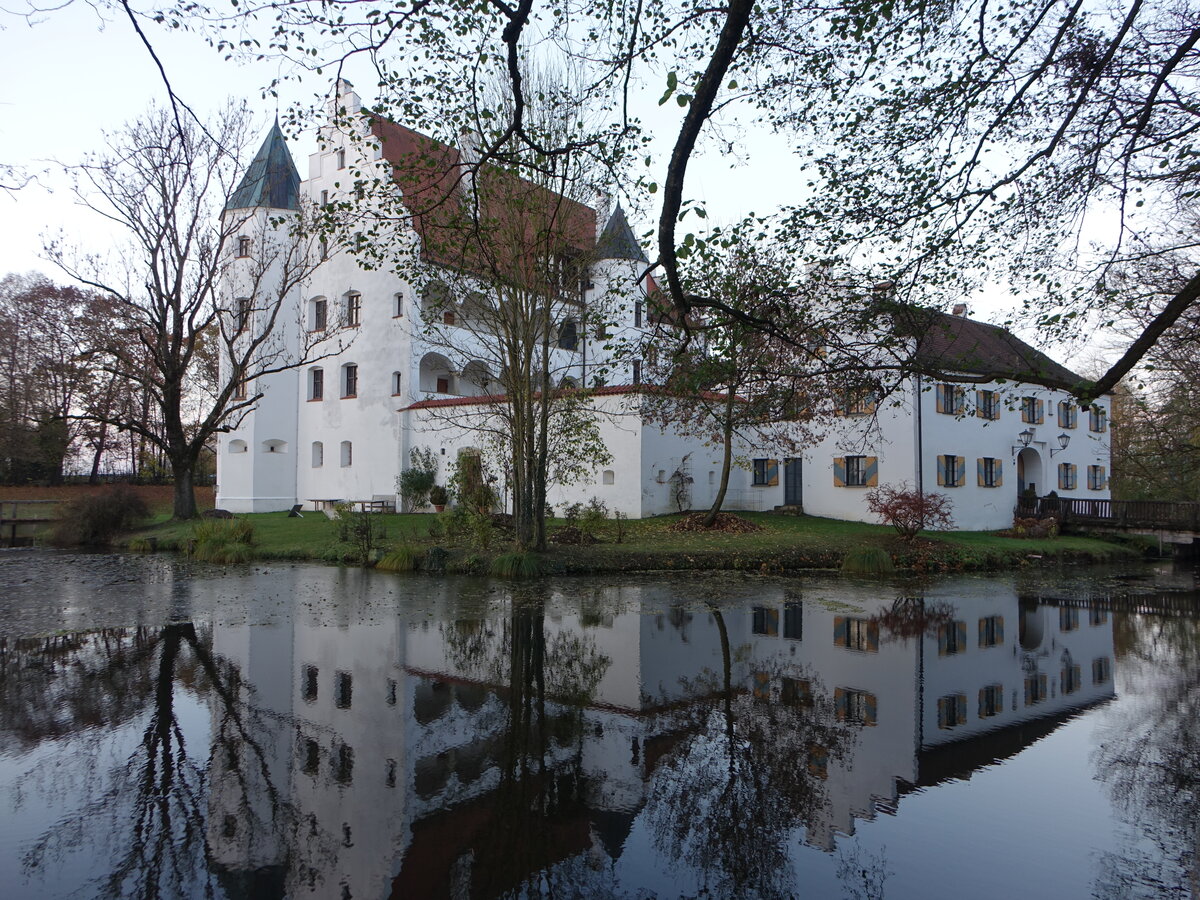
[206,609,410,900]
[203,578,1117,896]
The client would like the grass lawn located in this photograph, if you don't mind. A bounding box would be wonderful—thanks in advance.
[118,506,1143,575]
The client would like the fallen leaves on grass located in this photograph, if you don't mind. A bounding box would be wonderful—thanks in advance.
[665,512,764,534]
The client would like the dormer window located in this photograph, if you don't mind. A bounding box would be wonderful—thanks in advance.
[237,236,251,258]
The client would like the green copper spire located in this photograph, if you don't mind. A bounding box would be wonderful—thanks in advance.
[225,120,301,212]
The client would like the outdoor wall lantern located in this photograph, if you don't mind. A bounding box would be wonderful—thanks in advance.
[1050,433,1071,457]
[1012,429,1034,454]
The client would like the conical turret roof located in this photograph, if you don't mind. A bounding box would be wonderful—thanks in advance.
[225,121,301,212]
[596,204,647,262]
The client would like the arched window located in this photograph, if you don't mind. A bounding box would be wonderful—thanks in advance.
[262,439,287,454]
[340,441,353,467]
[393,291,404,317]
[602,470,615,485]
[312,441,324,467]
[419,352,454,394]
[228,439,248,454]
[342,363,358,398]
[308,367,324,401]
[392,371,403,396]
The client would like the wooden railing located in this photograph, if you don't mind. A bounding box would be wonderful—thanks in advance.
[1018,497,1200,532]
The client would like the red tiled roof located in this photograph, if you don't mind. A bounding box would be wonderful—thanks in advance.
[894,308,1082,387]
[369,116,596,281]
[399,384,740,412]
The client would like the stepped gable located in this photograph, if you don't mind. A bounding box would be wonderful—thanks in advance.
[225,120,301,212]
[897,307,1083,387]
[596,203,647,262]
[368,116,596,279]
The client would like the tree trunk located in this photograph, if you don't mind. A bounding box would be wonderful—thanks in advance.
[171,462,197,520]
[702,391,738,527]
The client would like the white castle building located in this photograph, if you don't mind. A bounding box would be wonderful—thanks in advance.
[216,81,1111,531]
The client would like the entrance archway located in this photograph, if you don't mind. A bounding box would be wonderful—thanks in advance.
[1017,447,1043,497]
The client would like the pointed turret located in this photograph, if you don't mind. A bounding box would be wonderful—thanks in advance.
[226,121,301,212]
[596,204,647,262]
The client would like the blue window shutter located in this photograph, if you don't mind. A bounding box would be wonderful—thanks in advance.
[767,459,779,486]
[996,459,1003,487]
[834,687,847,720]
[937,455,947,486]
[936,385,946,413]
[957,621,968,649]
[865,457,878,487]
[978,617,986,645]
[956,456,966,487]
[865,693,877,726]
[833,457,846,487]
[867,622,879,652]
[977,458,985,486]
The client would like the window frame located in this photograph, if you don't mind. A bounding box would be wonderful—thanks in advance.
[1089,405,1107,433]
[342,363,358,398]
[309,367,324,401]
[1058,400,1078,429]
[344,292,362,328]
[845,455,868,487]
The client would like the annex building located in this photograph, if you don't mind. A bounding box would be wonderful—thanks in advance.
[215,81,1111,532]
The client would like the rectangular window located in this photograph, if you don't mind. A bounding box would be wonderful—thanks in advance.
[752,606,779,636]
[936,383,965,415]
[834,616,879,652]
[1058,401,1078,429]
[781,677,811,707]
[938,454,965,487]
[976,389,1000,420]
[978,615,1004,647]
[310,368,324,401]
[320,239,329,261]
[301,738,320,776]
[978,684,1003,718]
[1089,406,1107,433]
[783,601,803,640]
[1088,465,1107,490]
[1062,664,1082,695]
[752,458,780,486]
[841,388,876,416]
[442,310,456,326]
[436,376,450,394]
[632,359,642,385]
[846,455,867,486]
[1025,673,1048,705]
[343,364,358,398]
[1089,608,1108,626]
[334,671,352,709]
[237,235,251,258]
[937,693,968,728]
[392,371,403,395]
[836,688,877,726]
[345,292,361,327]
[336,148,346,169]
[1092,657,1112,684]
[1059,607,1079,632]
[313,297,327,331]
[938,621,967,656]
[979,457,1002,488]
[233,379,248,401]
[1021,396,1045,424]
[334,743,353,785]
[320,189,329,207]
[393,292,404,317]
[1058,462,1077,490]
[634,301,643,328]
[301,665,318,702]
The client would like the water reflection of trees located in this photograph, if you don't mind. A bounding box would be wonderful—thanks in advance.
[6,624,298,899]
[425,587,614,898]
[1092,613,1200,898]
[642,607,856,900]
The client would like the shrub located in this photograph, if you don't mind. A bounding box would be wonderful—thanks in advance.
[429,485,449,507]
[191,517,256,563]
[396,446,438,512]
[841,546,896,575]
[127,537,155,553]
[491,551,542,578]
[865,483,954,540]
[580,497,609,538]
[334,503,387,566]
[377,545,420,572]
[49,485,151,547]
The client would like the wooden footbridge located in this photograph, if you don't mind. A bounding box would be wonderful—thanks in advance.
[1020,497,1200,543]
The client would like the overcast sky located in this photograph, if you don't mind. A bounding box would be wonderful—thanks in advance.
[0,2,1111,369]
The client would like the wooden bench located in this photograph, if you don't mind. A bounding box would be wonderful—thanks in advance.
[354,499,396,514]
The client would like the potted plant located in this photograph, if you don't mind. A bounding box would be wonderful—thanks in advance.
[429,485,448,513]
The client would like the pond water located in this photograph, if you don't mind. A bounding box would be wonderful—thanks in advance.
[0,550,1197,899]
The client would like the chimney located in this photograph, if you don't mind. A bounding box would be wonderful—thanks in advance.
[952,303,968,317]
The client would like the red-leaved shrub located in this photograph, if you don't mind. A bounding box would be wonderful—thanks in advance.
[865,483,954,540]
